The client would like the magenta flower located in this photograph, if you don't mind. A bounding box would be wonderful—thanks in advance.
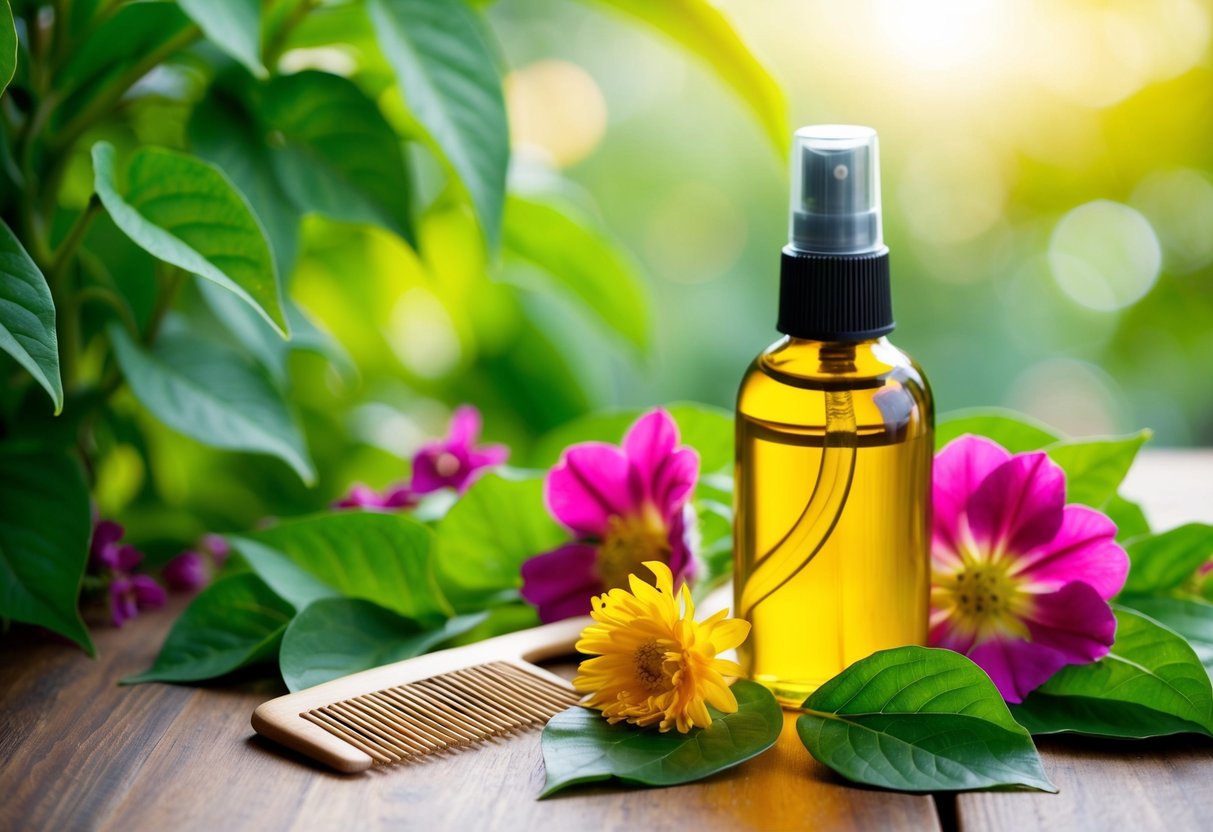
[334,483,418,511]
[109,574,166,628]
[930,435,1129,702]
[520,409,700,623]
[163,551,209,592]
[200,533,231,566]
[90,520,142,571]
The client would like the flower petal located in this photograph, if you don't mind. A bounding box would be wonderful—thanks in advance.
[933,435,1011,553]
[966,635,1071,704]
[1022,580,1116,666]
[666,505,698,587]
[623,409,680,484]
[967,451,1065,556]
[1014,505,1128,599]
[131,574,167,609]
[651,447,700,521]
[448,405,482,447]
[520,543,603,623]
[546,443,634,535]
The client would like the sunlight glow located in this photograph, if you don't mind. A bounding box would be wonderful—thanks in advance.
[1048,201,1162,312]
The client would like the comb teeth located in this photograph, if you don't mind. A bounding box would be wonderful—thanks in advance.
[300,662,580,765]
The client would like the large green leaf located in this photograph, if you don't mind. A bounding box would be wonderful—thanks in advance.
[433,473,566,612]
[1103,494,1151,542]
[1121,524,1213,596]
[797,646,1055,792]
[178,0,265,77]
[540,680,782,797]
[504,195,649,352]
[108,323,315,483]
[263,70,415,244]
[1011,608,1213,738]
[252,512,450,623]
[0,446,93,654]
[935,408,1060,452]
[279,598,486,692]
[1,0,15,97]
[227,536,339,611]
[582,0,786,157]
[1119,596,1213,679]
[1044,431,1150,508]
[369,0,507,248]
[0,218,62,413]
[125,572,294,683]
[92,141,288,335]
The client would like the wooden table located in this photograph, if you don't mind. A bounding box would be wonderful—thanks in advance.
[3,451,1211,831]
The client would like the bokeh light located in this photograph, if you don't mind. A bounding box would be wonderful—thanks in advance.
[1048,201,1162,312]
[505,59,608,168]
[1132,168,1213,274]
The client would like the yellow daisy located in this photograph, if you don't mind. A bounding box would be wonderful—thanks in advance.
[573,561,751,733]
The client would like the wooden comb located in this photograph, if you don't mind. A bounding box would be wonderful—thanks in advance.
[252,616,588,773]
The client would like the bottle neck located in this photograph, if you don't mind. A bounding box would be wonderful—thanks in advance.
[776,246,894,342]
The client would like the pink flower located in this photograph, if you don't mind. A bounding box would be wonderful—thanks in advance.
[109,574,166,627]
[334,483,418,511]
[520,409,700,623]
[163,551,208,592]
[930,435,1129,703]
[89,520,142,571]
[200,533,231,566]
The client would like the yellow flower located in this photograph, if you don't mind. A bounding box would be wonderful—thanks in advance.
[573,561,751,733]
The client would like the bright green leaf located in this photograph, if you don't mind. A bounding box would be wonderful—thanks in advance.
[540,679,782,797]
[125,572,293,683]
[936,408,1061,452]
[504,195,649,352]
[370,0,508,248]
[0,446,93,655]
[252,512,450,623]
[1,0,15,97]
[1044,431,1150,508]
[227,535,340,611]
[1011,608,1213,738]
[581,0,786,157]
[798,646,1055,792]
[280,598,486,691]
[263,70,415,245]
[433,473,566,613]
[108,323,316,483]
[1104,494,1151,542]
[1122,523,1213,596]
[92,141,288,336]
[1118,596,1213,679]
[178,0,265,76]
[0,219,62,413]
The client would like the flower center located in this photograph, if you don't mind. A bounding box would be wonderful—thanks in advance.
[434,452,461,478]
[633,639,672,692]
[597,510,671,590]
[937,556,1030,640]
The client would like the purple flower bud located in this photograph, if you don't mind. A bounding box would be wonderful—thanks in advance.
[201,533,231,565]
[108,574,166,627]
[164,551,208,592]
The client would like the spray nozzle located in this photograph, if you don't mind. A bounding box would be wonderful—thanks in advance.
[789,125,884,255]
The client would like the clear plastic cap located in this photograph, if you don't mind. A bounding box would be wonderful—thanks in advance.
[788,125,884,255]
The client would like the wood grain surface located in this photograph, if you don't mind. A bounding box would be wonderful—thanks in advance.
[1,450,1210,831]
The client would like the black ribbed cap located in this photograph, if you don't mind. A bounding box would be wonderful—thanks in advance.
[776,247,894,341]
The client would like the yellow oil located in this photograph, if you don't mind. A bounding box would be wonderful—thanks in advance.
[734,336,933,707]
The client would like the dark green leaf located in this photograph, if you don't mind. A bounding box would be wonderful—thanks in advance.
[433,473,566,612]
[279,598,486,691]
[125,573,294,683]
[92,141,288,336]
[263,70,415,244]
[0,218,62,413]
[227,536,339,611]
[252,512,450,624]
[540,679,782,797]
[0,446,93,654]
[504,195,649,351]
[1011,608,1213,738]
[1118,596,1213,679]
[1121,524,1213,596]
[178,0,265,77]
[1,0,15,97]
[58,3,191,99]
[1044,431,1150,508]
[936,408,1060,452]
[108,323,315,483]
[370,0,508,247]
[1104,494,1151,542]
[797,646,1055,792]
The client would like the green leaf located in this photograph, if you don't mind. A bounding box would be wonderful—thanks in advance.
[252,512,450,623]
[433,473,566,613]
[92,141,288,336]
[108,323,315,483]
[370,0,508,248]
[178,0,266,77]
[531,402,734,475]
[540,679,782,797]
[263,70,415,245]
[1104,494,1151,542]
[1044,431,1150,509]
[582,0,786,158]
[0,446,93,655]
[227,536,339,611]
[125,573,294,683]
[1122,524,1213,596]
[1118,596,1213,679]
[936,408,1061,452]
[58,2,191,100]
[1011,608,1213,738]
[797,646,1055,792]
[504,195,649,352]
[0,218,62,413]
[1,0,15,98]
[279,598,486,691]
